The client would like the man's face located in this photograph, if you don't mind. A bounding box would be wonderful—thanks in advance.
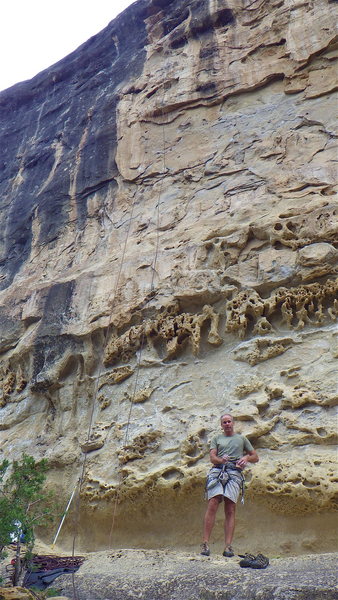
[221,415,234,435]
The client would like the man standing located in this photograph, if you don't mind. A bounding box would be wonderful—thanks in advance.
[201,413,259,557]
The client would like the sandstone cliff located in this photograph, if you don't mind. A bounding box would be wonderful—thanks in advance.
[0,0,337,557]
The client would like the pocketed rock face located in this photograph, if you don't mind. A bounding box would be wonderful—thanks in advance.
[0,0,337,557]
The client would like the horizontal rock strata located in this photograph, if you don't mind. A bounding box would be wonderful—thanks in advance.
[0,0,337,555]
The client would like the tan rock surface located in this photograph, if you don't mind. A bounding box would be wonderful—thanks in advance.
[56,549,338,600]
[0,0,337,558]
[0,589,34,600]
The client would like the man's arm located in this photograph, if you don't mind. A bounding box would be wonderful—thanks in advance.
[236,449,259,469]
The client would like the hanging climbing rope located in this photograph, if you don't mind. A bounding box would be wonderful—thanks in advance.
[108,77,168,547]
[68,162,141,600]
[66,72,169,599]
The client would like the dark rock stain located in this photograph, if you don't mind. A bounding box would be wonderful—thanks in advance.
[195,82,217,94]
[0,309,25,353]
[212,7,235,29]
[0,2,148,289]
[32,280,77,382]
[191,1,234,38]
[0,0,235,290]
[163,7,190,37]
[162,1,234,50]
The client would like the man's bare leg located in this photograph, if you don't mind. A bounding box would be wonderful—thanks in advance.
[202,496,222,542]
[223,498,236,547]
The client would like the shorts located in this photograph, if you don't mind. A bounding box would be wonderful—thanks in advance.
[205,466,244,503]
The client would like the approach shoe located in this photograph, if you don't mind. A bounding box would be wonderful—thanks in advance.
[200,542,210,556]
[222,545,234,557]
[239,553,269,569]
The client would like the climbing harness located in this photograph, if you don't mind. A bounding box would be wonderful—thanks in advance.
[205,463,245,504]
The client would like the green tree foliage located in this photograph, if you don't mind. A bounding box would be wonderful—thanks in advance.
[0,454,58,585]
[0,459,12,562]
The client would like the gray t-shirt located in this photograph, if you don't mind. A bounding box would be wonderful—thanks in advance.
[210,433,254,462]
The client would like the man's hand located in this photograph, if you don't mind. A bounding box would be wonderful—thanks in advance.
[236,457,248,469]
[220,454,230,464]
[210,449,230,465]
[236,450,259,468]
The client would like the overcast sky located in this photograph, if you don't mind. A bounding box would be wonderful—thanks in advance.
[0,0,135,92]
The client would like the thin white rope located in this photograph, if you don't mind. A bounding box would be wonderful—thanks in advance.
[108,79,168,546]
